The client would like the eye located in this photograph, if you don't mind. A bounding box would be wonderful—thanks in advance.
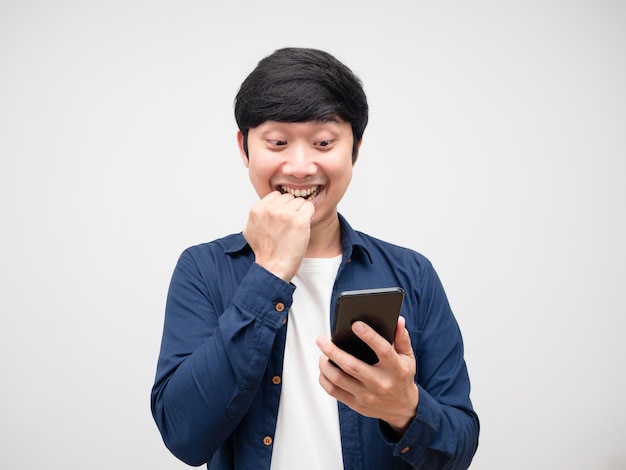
[268,140,288,147]
[315,140,332,148]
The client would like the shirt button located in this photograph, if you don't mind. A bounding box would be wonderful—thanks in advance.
[272,375,281,385]
[275,302,285,312]
[281,317,287,326]
[401,446,410,454]
[263,436,273,446]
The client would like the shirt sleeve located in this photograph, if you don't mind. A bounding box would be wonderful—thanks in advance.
[150,249,294,466]
[379,259,480,469]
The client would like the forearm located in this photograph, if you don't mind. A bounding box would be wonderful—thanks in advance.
[151,261,293,465]
[387,259,479,468]
[152,315,276,464]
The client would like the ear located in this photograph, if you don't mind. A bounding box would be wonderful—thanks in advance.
[237,131,249,168]
[352,139,363,166]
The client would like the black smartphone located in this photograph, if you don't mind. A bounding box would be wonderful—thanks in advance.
[331,287,405,365]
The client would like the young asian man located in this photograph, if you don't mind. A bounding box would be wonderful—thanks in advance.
[151,47,479,469]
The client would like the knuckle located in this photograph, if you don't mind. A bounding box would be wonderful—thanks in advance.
[249,205,261,218]
[378,380,394,395]
[376,346,394,361]
[317,374,325,388]
[360,393,377,408]
[342,361,363,377]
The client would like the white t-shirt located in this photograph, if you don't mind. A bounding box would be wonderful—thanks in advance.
[270,255,344,470]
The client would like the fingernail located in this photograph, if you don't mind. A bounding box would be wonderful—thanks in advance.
[352,321,365,333]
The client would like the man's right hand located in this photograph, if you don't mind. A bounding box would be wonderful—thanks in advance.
[242,191,315,282]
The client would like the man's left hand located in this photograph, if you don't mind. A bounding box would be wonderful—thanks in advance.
[316,316,419,434]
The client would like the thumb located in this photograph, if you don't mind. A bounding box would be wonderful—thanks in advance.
[394,316,414,356]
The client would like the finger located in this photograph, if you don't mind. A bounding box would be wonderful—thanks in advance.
[260,190,283,204]
[351,321,396,362]
[284,194,315,210]
[285,194,308,208]
[318,347,362,395]
[298,199,315,217]
[316,336,366,377]
[318,365,356,404]
[317,335,340,361]
[247,191,282,221]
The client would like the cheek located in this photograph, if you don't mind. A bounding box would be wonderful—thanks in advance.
[248,154,274,178]
[335,162,354,184]
[340,171,353,194]
[247,164,275,197]
[247,161,265,180]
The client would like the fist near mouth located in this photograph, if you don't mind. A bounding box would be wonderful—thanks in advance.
[243,191,316,282]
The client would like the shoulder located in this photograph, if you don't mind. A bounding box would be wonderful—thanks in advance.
[339,214,437,283]
[340,214,430,265]
[356,230,433,270]
[173,232,251,276]
[181,232,248,259]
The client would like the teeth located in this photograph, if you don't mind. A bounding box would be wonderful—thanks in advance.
[280,185,319,199]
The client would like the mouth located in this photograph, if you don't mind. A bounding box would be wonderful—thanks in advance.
[279,185,320,201]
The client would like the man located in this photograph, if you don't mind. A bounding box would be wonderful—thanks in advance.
[151,47,479,469]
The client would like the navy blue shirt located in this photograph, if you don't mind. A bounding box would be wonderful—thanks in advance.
[151,215,479,469]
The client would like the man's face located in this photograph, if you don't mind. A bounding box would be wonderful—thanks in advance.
[238,117,358,227]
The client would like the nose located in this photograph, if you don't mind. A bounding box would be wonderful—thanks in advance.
[282,144,317,178]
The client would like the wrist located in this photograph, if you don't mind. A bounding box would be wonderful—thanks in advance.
[255,260,295,283]
[387,383,419,435]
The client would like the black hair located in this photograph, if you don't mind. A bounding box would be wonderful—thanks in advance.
[234,47,369,161]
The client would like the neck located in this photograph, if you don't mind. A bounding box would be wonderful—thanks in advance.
[305,213,342,258]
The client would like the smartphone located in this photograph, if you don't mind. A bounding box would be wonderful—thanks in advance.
[331,287,405,365]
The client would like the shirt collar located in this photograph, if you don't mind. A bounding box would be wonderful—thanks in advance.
[338,213,373,264]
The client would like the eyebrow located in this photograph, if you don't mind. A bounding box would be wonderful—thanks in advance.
[316,114,341,124]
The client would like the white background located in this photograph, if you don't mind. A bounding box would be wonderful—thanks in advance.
[1,1,625,469]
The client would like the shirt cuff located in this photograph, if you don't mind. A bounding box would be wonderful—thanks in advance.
[379,385,443,460]
[232,262,296,328]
